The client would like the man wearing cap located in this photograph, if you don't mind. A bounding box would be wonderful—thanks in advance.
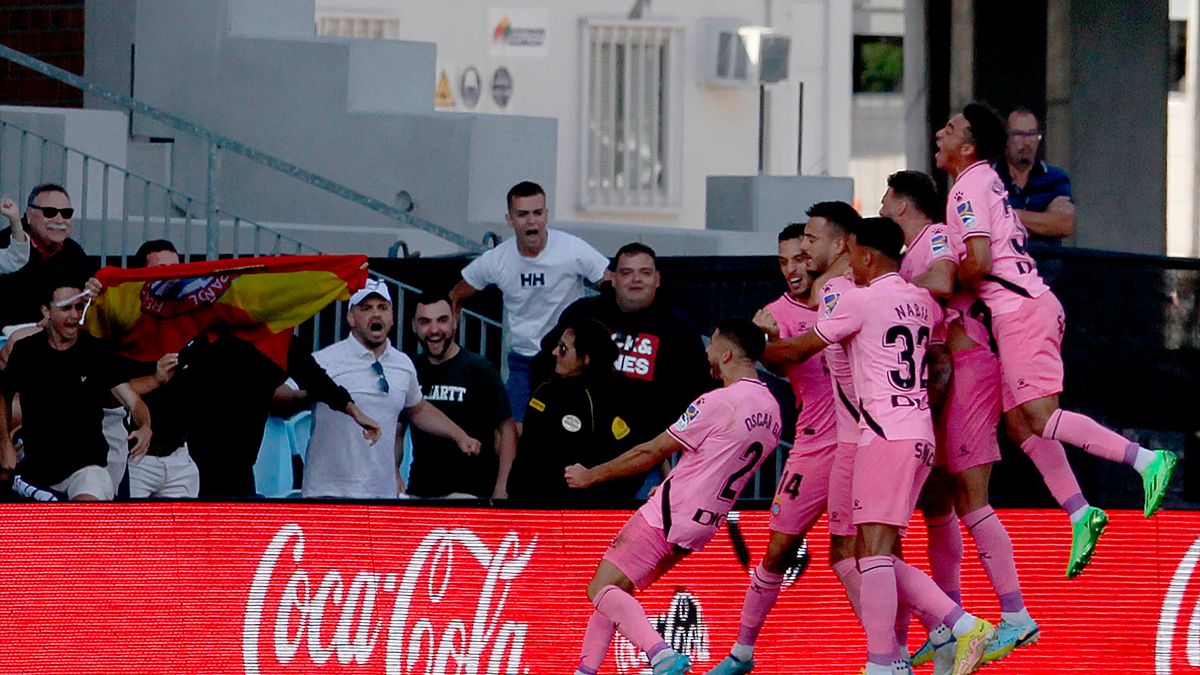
[290,280,481,499]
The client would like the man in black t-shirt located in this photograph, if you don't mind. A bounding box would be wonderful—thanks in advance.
[0,274,151,500]
[408,293,516,499]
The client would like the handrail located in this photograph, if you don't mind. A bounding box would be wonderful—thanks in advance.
[0,118,319,259]
[0,43,483,255]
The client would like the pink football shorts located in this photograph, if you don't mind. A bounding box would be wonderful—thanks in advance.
[769,440,836,536]
[991,291,1066,411]
[603,512,689,589]
[937,346,1003,474]
[826,441,858,537]
[852,435,935,530]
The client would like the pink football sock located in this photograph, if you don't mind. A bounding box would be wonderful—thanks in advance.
[963,506,1025,612]
[736,563,784,647]
[925,511,963,605]
[894,559,958,628]
[593,585,668,660]
[832,557,863,620]
[1020,435,1088,514]
[577,611,616,674]
[858,555,900,666]
[1045,409,1138,465]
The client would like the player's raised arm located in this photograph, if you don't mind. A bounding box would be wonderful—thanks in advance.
[565,430,684,489]
[760,328,829,370]
[958,236,992,291]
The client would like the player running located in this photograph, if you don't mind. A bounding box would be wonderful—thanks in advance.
[762,217,994,675]
[564,320,782,675]
[935,103,1177,579]
[884,170,1039,667]
[704,223,839,675]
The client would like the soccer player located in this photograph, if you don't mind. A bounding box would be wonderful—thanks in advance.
[884,170,1039,666]
[762,217,994,675]
[705,224,839,675]
[563,320,782,675]
[935,103,1177,578]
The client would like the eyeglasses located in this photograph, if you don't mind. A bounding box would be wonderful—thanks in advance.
[28,205,74,219]
[370,359,390,393]
[1009,131,1043,141]
[555,340,569,356]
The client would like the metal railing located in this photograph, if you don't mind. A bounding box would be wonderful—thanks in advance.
[0,42,483,256]
[0,119,320,262]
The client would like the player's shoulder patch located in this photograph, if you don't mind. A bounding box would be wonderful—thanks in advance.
[930,232,950,255]
[612,416,631,440]
[955,200,977,229]
[675,401,702,431]
[528,397,546,413]
[821,291,841,318]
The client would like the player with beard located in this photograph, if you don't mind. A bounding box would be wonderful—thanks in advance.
[451,181,611,428]
[408,292,517,499]
[705,224,838,674]
[286,280,477,498]
[564,320,781,675]
[936,103,1176,579]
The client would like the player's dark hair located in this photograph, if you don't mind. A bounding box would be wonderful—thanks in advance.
[26,182,69,207]
[805,201,861,237]
[886,170,943,221]
[715,319,766,363]
[506,181,545,211]
[414,290,453,311]
[131,239,179,269]
[778,222,807,243]
[962,102,1007,161]
[564,317,617,380]
[613,242,657,268]
[853,217,906,262]
[38,267,87,309]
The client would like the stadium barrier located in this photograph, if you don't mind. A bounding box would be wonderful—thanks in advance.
[0,504,1195,674]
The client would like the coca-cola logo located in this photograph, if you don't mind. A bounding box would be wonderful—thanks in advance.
[1157,535,1200,673]
[243,524,536,674]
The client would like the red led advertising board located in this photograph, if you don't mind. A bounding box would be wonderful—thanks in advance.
[0,505,1194,674]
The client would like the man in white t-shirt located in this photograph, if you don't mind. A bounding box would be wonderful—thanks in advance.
[451,181,611,424]
[293,280,481,498]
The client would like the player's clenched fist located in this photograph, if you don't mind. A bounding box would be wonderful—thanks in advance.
[752,307,780,341]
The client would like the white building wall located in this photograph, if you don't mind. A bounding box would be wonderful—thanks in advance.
[316,0,853,231]
[1167,0,1197,257]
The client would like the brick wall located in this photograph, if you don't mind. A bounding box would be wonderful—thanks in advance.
[0,1,85,107]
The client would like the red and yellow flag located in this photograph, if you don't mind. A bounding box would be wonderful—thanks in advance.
[85,255,368,368]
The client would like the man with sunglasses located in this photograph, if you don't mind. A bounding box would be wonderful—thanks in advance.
[993,107,1074,245]
[296,280,480,498]
[0,184,96,331]
[0,273,151,501]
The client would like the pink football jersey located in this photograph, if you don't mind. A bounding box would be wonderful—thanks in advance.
[819,275,862,444]
[764,294,837,447]
[899,222,989,345]
[640,378,782,550]
[947,161,1049,316]
[814,273,943,443]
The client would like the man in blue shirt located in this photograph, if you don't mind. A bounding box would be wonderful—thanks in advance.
[993,107,1075,246]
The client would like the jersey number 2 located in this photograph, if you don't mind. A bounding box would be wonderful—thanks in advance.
[719,442,764,502]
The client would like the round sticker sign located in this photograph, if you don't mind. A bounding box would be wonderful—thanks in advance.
[491,66,513,108]
[561,414,582,433]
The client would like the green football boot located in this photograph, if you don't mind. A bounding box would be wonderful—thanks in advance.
[1067,506,1108,579]
[1142,449,1178,518]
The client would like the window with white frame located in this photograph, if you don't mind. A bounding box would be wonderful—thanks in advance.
[580,19,683,210]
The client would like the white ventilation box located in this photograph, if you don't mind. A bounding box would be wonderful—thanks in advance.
[698,19,790,88]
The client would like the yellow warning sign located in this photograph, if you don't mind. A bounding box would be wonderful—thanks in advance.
[435,70,455,107]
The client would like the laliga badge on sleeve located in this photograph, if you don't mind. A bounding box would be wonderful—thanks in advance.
[562,414,582,433]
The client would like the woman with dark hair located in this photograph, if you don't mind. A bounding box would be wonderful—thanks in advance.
[507,318,643,504]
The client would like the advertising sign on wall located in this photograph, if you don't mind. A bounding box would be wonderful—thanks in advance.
[0,505,1194,674]
[489,8,549,58]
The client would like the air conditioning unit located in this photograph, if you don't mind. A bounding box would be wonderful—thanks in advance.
[699,19,791,88]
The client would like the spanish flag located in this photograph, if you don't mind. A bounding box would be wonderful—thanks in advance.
[85,255,368,368]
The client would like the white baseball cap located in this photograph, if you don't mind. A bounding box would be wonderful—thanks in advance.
[350,279,392,307]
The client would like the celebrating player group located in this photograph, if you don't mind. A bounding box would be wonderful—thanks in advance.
[560,102,1178,675]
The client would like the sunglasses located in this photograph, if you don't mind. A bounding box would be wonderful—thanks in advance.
[29,205,74,219]
[370,359,390,393]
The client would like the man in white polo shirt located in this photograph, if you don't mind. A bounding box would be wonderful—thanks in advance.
[451,181,611,425]
[294,280,481,498]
